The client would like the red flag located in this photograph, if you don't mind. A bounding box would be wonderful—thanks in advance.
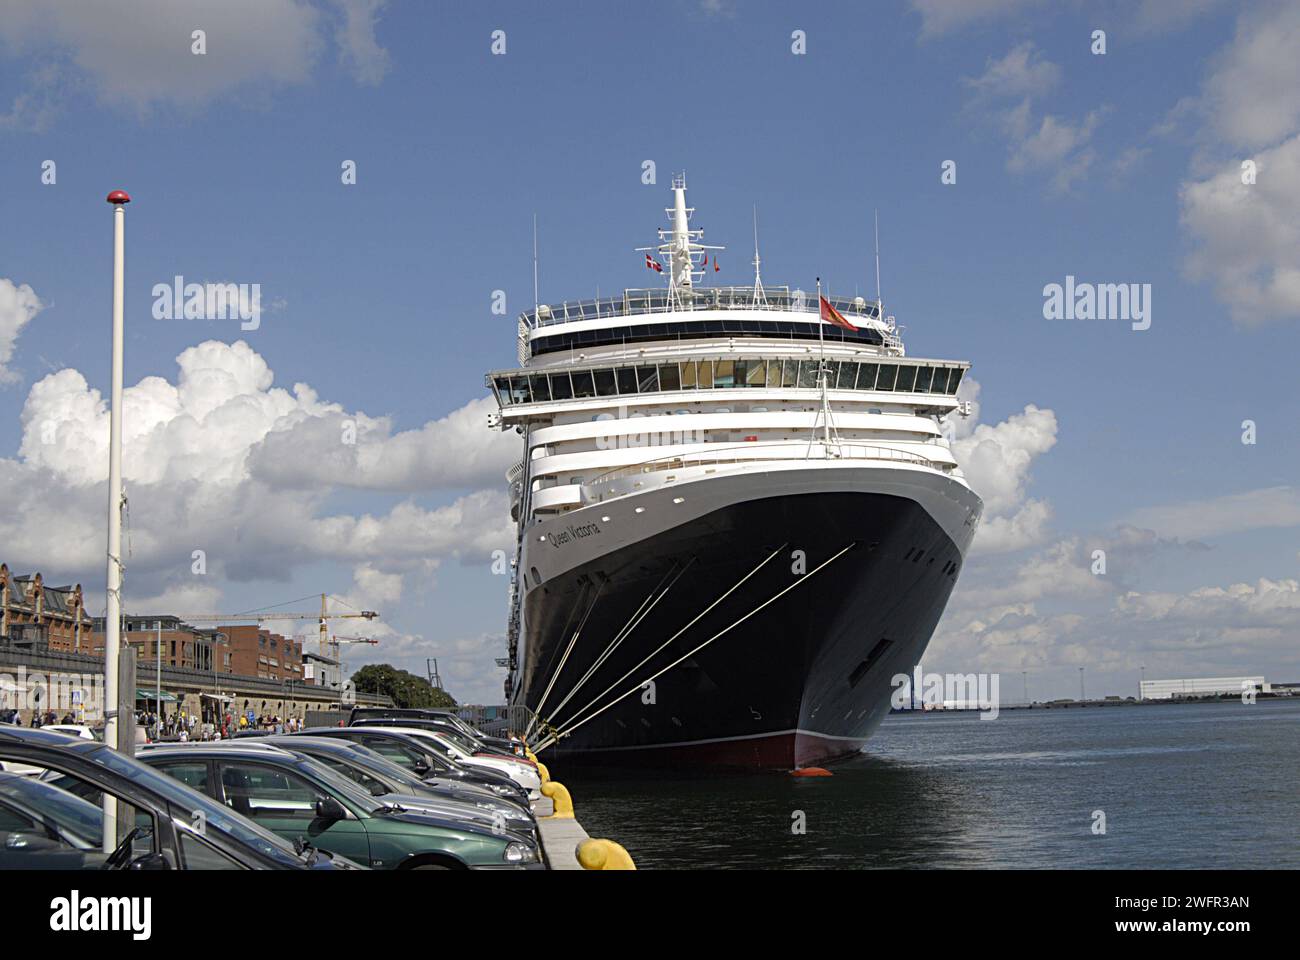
[645,254,663,272]
[819,295,857,331]
[714,256,720,272]
[701,254,708,269]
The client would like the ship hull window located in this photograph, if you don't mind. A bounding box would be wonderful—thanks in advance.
[876,364,897,391]
[550,371,573,400]
[856,363,878,390]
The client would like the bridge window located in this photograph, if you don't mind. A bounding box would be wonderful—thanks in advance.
[571,370,596,398]
[594,368,618,397]
[836,362,857,389]
[494,360,966,405]
[713,359,736,388]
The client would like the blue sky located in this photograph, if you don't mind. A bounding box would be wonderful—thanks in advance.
[1,0,1298,703]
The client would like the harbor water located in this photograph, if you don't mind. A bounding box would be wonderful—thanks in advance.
[564,699,1300,869]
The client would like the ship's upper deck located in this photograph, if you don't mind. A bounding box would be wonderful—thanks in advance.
[519,286,901,363]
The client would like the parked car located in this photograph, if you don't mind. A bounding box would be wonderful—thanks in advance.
[349,708,523,756]
[295,727,530,805]
[0,726,362,870]
[134,742,542,869]
[39,724,99,741]
[355,726,542,798]
[0,724,146,776]
[255,737,537,839]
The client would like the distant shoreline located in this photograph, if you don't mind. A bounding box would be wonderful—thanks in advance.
[890,693,1297,715]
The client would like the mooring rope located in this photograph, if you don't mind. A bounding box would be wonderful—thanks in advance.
[535,542,854,751]
[540,558,695,733]
[526,577,605,740]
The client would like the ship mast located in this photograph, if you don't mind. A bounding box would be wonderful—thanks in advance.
[638,174,722,309]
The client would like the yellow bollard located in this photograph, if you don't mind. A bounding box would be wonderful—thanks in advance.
[536,760,550,783]
[577,838,636,870]
[540,779,574,818]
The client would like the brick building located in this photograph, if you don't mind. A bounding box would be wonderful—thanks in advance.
[87,615,228,674]
[0,564,94,653]
[220,624,304,682]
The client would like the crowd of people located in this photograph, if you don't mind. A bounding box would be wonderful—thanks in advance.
[0,709,77,727]
[145,709,305,741]
[0,706,307,740]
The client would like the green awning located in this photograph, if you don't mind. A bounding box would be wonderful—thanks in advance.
[135,689,178,703]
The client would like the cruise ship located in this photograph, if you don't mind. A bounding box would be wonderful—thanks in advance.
[485,177,982,768]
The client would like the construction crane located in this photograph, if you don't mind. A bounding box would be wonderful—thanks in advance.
[178,594,379,657]
[330,634,379,689]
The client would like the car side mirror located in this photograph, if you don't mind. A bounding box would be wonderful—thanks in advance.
[315,796,347,821]
[127,852,171,870]
[4,832,62,854]
[411,760,430,775]
[367,781,387,797]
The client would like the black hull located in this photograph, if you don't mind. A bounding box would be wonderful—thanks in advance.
[519,492,964,769]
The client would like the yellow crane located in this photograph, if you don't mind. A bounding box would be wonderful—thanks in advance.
[178,594,378,658]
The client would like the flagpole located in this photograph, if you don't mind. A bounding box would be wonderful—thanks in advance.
[816,277,831,447]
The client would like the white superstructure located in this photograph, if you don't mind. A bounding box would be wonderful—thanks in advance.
[487,178,981,704]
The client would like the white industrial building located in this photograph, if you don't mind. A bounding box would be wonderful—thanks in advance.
[1139,676,1268,700]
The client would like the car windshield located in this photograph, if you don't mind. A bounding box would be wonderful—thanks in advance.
[292,755,388,814]
[89,745,304,867]
[341,745,432,789]
[0,774,101,849]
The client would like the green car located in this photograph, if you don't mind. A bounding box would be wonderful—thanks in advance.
[137,744,543,870]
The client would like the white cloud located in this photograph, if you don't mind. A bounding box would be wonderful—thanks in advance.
[943,377,1058,554]
[0,278,43,384]
[963,44,1107,193]
[329,0,391,86]
[1126,486,1300,540]
[910,0,1043,38]
[1180,134,1300,324]
[1178,3,1300,325]
[1,339,513,592]
[0,0,389,119]
[963,42,1060,101]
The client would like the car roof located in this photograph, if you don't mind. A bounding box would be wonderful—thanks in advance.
[138,741,298,759]
[0,725,101,751]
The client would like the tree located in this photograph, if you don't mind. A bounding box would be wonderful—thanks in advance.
[351,663,456,709]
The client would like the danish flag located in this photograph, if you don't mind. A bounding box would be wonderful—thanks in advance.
[645,254,663,272]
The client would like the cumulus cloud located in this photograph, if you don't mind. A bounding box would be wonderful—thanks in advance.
[0,0,389,120]
[249,395,518,492]
[1179,3,1300,325]
[0,278,43,384]
[0,339,512,598]
[963,44,1107,193]
[946,377,1058,554]
[1180,135,1300,324]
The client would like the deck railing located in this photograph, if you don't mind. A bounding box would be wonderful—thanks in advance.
[584,441,953,498]
[524,286,887,330]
